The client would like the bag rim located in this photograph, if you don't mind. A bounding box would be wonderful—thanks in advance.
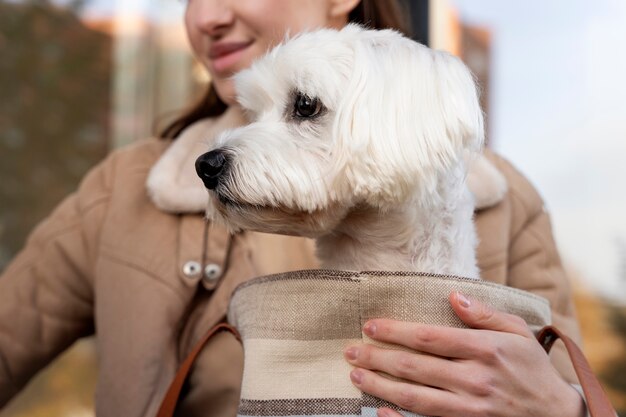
[231,268,550,307]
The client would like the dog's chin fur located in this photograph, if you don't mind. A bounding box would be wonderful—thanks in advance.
[202,25,486,278]
[208,193,349,238]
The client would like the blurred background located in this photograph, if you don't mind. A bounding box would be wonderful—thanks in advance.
[0,0,625,415]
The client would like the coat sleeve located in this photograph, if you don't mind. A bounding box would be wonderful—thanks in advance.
[495,155,583,385]
[0,155,112,406]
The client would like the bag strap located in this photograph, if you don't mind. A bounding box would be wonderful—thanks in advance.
[156,323,240,417]
[537,325,614,417]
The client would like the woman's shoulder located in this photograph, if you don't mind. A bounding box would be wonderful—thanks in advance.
[482,149,545,219]
[108,137,172,171]
[71,137,172,213]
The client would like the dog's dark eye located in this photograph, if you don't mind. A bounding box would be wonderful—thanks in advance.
[294,93,322,118]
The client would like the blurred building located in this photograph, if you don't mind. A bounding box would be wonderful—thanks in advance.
[460,25,491,143]
[84,5,203,148]
[430,1,492,144]
[0,0,111,272]
[0,1,195,415]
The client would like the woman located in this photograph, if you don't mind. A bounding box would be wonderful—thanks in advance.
[0,1,587,416]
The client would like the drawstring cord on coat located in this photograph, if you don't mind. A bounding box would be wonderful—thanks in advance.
[200,218,235,289]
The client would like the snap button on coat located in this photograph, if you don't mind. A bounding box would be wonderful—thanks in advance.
[178,216,214,287]
[202,263,223,290]
[204,263,222,281]
[183,261,201,278]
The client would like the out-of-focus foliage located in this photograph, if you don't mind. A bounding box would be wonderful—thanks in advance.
[0,1,106,411]
[1,339,97,416]
[0,0,111,270]
[603,305,626,416]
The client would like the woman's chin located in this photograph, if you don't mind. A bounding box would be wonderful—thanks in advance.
[212,80,238,106]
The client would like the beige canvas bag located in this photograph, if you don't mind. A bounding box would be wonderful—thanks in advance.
[157,270,614,417]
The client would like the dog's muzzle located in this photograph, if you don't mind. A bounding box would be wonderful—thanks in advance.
[195,149,230,190]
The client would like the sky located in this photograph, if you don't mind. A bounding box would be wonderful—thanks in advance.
[25,0,186,23]
[451,0,626,301]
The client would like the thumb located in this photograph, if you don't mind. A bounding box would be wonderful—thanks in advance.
[449,291,534,338]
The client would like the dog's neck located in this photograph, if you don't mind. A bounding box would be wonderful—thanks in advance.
[316,171,479,278]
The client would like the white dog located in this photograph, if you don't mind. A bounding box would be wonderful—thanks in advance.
[196,25,486,278]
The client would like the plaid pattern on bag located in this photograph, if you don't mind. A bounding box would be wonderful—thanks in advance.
[228,270,552,417]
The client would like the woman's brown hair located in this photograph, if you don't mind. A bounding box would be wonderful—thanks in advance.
[159,0,412,139]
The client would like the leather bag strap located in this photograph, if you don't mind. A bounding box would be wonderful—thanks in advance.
[156,323,240,417]
[537,325,615,417]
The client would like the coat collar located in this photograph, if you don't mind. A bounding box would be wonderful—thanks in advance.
[146,107,507,213]
[146,106,248,213]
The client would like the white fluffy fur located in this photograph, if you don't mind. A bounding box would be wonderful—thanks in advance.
[205,25,485,278]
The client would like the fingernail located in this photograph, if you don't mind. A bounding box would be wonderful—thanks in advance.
[344,346,359,361]
[457,292,471,308]
[377,409,391,417]
[363,321,377,336]
[350,369,363,385]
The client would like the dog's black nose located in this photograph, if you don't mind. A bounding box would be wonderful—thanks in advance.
[195,150,230,190]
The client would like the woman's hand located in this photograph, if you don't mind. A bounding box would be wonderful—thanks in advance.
[344,292,586,417]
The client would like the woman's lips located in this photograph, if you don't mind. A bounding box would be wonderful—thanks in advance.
[209,41,254,74]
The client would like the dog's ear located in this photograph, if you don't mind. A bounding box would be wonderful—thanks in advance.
[332,29,484,206]
[430,50,485,153]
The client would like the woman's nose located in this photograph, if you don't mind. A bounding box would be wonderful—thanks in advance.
[186,0,235,37]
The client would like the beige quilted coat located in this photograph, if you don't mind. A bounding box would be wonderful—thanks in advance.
[0,107,582,416]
